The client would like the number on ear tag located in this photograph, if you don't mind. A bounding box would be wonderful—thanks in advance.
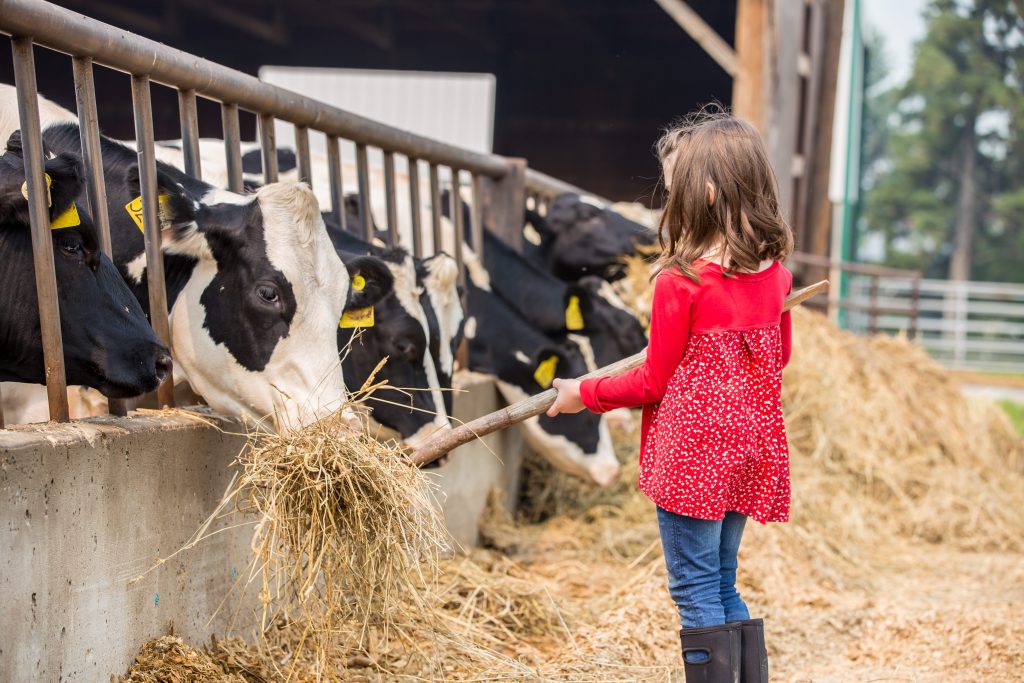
[565,295,585,331]
[125,194,170,233]
[50,203,81,230]
[21,173,53,208]
[340,307,375,328]
[533,355,559,389]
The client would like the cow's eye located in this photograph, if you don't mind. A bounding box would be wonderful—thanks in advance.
[57,235,84,257]
[256,284,280,303]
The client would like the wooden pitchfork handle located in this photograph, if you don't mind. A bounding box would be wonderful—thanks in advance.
[409,280,829,467]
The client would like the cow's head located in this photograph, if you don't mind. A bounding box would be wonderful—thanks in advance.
[125,164,370,430]
[0,135,170,397]
[566,275,649,367]
[528,193,656,281]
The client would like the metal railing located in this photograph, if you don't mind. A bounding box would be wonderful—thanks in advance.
[847,277,1024,373]
[0,0,588,425]
[788,252,922,338]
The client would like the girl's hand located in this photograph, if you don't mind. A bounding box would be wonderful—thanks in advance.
[547,378,585,417]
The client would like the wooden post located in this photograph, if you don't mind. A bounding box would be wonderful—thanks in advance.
[481,158,527,252]
[733,0,770,133]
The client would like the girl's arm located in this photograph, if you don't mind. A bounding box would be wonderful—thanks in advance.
[577,272,692,413]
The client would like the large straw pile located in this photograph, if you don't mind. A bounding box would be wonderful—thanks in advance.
[118,279,1024,680]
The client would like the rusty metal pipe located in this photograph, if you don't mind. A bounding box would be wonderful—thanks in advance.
[12,37,70,422]
[130,74,174,408]
[0,0,508,177]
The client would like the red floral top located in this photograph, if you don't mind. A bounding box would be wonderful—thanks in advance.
[580,261,793,524]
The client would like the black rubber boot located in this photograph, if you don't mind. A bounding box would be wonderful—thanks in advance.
[733,618,769,683]
[679,622,742,683]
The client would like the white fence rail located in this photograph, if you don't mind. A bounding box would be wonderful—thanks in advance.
[846,276,1024,373]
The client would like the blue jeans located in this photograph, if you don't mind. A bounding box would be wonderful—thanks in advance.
[657,506,750,629]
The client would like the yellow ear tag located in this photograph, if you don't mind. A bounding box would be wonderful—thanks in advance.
[533,355,559,389]
[125,194,170,233]
[50,202,81,230]
[340,307,375,328]
[21,173,53,208]
[565,295,585,331]
[351,274,366,291]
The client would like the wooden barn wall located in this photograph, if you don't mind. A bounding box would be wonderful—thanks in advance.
[0,0,736,202]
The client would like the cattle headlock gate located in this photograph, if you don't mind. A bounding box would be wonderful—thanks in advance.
[0,0,595,426]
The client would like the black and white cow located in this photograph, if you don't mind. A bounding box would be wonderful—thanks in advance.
[0,133,170,397]
[0,85,393,430]
[524,193,656,281]
[327,221,460,449]
[462,248,619,486]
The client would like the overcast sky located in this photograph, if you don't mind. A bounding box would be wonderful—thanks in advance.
[863,0,928,91]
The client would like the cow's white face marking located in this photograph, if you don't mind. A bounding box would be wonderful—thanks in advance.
[514,351,530,365]
[421,253,462,379]
[567,333,597,373]
[495,380,620,486]
[169,182,350,431]
[462,245,491,291]
[523,222,543,245]
[385,252,450,432]
[464,316,477,340]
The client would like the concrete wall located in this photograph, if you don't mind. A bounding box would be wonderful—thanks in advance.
[0,375,519,681]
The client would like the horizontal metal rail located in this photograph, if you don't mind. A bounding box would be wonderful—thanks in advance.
[0,0,509,177]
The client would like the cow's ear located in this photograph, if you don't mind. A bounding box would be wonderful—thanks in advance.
[122,162,196,232]
[4,130,25,156]
[344,255,394,310]
[43,153,85,219]
[525,209,556,245]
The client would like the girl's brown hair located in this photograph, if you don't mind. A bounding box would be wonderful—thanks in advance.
[654,109,793,282]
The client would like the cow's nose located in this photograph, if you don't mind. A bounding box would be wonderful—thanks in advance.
[154,350,173,384]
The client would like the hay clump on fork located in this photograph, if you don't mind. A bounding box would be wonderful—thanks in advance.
[236,408,451,676]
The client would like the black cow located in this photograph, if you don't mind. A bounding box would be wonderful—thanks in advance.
[525,193,656,281]
[328,221,459,450]
[478,228,648,369]
[0,134,170,397]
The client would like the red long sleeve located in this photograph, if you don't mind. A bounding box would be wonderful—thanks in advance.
[580,272,691,412]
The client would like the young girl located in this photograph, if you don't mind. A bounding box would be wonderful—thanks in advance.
[547,112,793,683]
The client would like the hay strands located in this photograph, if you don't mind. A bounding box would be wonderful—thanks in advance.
[410,279,829,467]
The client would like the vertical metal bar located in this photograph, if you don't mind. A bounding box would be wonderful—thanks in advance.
[868,275,879,336]
[407,159,423,259]
[909,275,920,341]
[408,158,423,258]
[131,74,175,408]
[451,169,466,285]
[383,151,399,245]
[0,384,4,428]
[177,88,202,180]
[12,38,70,423]
[429,163,442,255]
[220,103,243,193]
[294,124,311,185]
[471,172,485,262]
[355,143,372,240]
[74,56,127,417]
[326,134,345,230]
[258,113,278,184]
